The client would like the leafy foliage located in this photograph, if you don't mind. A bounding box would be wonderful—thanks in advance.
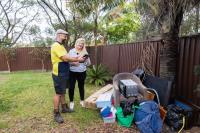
[99,3,141,44]
[0,47,16,60]
[106,13,141,43]
[72,0,124,17]
[0,47,16,72]
[180,5,200,36]
[0,38,12,48]
[72,0,125,46]
[87,64,112,86]
[135,0,200,80]
[136,0,199,32]
[32,37,53,47]
[0,37,16,72]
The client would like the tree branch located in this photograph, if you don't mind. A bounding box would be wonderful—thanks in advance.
[54,0,68,30]
[0,1,11,38]
[11,12,38,45]
[40,0,65,28]
[37,0,56,30]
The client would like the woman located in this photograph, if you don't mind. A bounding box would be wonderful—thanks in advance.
[68,38,91,111]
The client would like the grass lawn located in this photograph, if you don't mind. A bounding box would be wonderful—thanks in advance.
[0,71,103,132]
[3,71,198,133]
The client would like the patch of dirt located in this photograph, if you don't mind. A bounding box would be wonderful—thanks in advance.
[0,117,79,133]
[162,124,200,133]
[0,117,199,133]
[0,117,139,133]
[84,122,139,133]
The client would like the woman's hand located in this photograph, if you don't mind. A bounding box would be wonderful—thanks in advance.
[77,55,86,63]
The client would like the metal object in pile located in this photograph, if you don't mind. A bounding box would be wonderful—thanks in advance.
[119,79,139,98]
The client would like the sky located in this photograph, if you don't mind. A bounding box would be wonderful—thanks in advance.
[22,0,70,44]
[0,0,68,45]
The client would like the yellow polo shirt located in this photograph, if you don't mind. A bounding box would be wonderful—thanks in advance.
[51,42,69,76]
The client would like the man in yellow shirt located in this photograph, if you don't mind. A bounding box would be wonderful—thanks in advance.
[51,29,85,123]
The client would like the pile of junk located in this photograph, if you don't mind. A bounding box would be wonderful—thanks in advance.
[85,68,200,133]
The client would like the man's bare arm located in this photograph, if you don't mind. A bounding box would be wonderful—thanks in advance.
[60,54,85,62]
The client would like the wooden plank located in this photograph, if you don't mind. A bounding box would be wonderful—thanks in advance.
[85,84,113,109]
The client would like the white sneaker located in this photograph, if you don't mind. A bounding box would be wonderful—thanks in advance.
[69,102,74,110]
[80,101,85,107]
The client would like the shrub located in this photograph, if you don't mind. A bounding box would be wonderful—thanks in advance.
[86,64,112,86]
[0,47,16,72]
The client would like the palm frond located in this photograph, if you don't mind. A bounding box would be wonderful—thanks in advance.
[102,0,125,11]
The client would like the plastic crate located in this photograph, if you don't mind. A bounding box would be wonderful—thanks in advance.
[102,113,115,123]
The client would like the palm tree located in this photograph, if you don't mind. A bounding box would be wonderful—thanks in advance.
[136,0,200,82]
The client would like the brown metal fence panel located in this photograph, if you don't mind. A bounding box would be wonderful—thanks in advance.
[86,46,95,66]
[176,35,200,106]
[0,47,52,72]
[100,45,120,74]
[0,42,160,75]
[12,48,39,71]
[154,41,161,76]
[90,41,160,75]
[117,41,159,75]
[0,51,8,71]
[118,43,143,73]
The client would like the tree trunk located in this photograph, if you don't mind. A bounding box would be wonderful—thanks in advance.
[94,11,98,66]
[64,26,69,48]
[159,8,184,82]
[160,32,178,81]
[73,33,78,46]
[72,15,78,46]
[6,60,11,72]
[41,60,45,72]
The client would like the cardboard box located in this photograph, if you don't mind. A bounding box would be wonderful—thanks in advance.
[85,84,113,109]
[96,91,112,108]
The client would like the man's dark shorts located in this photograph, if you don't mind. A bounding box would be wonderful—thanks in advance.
[52,74,69,94]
